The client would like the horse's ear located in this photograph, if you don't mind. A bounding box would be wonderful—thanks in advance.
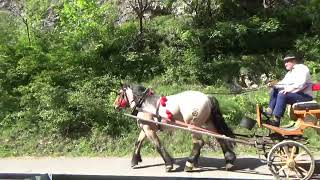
[119,80,126,88]
[148,88,154,95]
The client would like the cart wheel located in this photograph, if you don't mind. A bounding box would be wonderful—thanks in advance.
[267,140,315,180]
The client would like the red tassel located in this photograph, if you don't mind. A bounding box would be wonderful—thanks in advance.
[120,99,127,108]
[166,110,173,120]
[160,96,167,107]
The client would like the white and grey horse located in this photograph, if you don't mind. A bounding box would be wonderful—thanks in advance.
[114,83,236,172]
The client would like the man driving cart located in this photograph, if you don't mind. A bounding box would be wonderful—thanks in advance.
[265,53,313,127]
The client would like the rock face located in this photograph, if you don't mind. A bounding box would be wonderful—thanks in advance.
[0,0,21,15]
[116,0,175,24]
[0,0,59,30]
[0,0,10,8]
[0,0,179,27]
[1,0,274,27]
[41,6,59,30]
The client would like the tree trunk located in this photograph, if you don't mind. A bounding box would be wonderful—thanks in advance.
[23,18,31,45]
[139,15,143,35]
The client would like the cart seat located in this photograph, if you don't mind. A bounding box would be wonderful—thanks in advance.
[292,101,320,110]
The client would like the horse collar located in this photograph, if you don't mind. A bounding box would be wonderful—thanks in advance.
[131,88,152,113]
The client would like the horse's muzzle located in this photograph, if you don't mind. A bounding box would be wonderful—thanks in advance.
[114,105,120,110]
[113,97,121,110]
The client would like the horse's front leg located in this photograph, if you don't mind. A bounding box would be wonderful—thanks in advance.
[131,129,146,167]
[142,123,174,172]
[184,133,204,172]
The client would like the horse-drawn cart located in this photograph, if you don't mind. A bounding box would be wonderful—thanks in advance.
[115,83,320,180]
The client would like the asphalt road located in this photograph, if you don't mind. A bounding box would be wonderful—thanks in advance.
[0,156,319,180]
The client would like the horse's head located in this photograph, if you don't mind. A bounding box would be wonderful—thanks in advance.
[114,84,153,110]
[114,84,134,110]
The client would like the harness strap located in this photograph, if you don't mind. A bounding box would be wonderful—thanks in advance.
[156,96,174,122]
[131,88,151,115]
[155,96,172,131]
[156,99,162,123]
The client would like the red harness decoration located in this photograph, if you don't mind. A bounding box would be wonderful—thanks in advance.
[118,97,128,108]
[160,96,173,121]
[160,96,167,106]
[166,110,173,120]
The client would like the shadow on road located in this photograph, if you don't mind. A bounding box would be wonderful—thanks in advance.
[0,158,319,180]
[135,156,320,179]
[312,159,320,180]
[0,174,224,180]
[133,162,165,169]
[171,156,269,176]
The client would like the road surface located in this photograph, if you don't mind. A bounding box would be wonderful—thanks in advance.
[0,155,319,180]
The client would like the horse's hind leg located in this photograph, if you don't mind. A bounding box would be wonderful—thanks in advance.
[184,133,204,172]
[217,138,236,170]
[142,124,174,172]
[207,122,236,170]
[131,129,146,167]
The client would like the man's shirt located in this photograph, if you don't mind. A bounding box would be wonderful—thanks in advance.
[276,64,313,97]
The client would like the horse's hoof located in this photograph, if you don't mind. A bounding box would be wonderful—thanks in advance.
[131,155,142,167]
[137,155,142,163]
[131,160,139,168]
[165,164,173,172]
[131,165,136,168]
[225,163,234,171]
[184,166,193,172]
[184,161,194,172]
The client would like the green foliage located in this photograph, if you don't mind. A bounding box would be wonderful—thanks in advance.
[307,0,320,33]
[158,46,202,84]
[0,12,20,44]
[295,35,320,80]
[295,35,320,60]
[0,0,132,140]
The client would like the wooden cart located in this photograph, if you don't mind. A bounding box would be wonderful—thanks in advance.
[253,83,320,179]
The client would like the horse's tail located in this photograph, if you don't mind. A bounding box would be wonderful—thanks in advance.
[209,96,235,149]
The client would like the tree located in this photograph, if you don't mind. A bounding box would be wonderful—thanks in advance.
[0,0,52,45]
[181,0,223,26]
[127,0,155,36]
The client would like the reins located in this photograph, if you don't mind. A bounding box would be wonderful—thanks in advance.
[208,82,316,95]
[208,88,259,95]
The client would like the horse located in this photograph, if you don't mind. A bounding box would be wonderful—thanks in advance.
[114,83,236,172]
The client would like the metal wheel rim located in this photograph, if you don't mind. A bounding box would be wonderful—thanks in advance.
[267,140,315,180]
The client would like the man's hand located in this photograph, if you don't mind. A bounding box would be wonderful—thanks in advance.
[267,80,278,87]
[279,86,295,94]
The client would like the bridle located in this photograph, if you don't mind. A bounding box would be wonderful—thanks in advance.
[116,86,153,115]
[115,85,162,130]
[116,88,132,109]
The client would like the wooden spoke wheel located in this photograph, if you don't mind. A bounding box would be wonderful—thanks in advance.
[267,140,315,180]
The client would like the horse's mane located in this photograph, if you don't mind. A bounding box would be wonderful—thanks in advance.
[126,83,148,97]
